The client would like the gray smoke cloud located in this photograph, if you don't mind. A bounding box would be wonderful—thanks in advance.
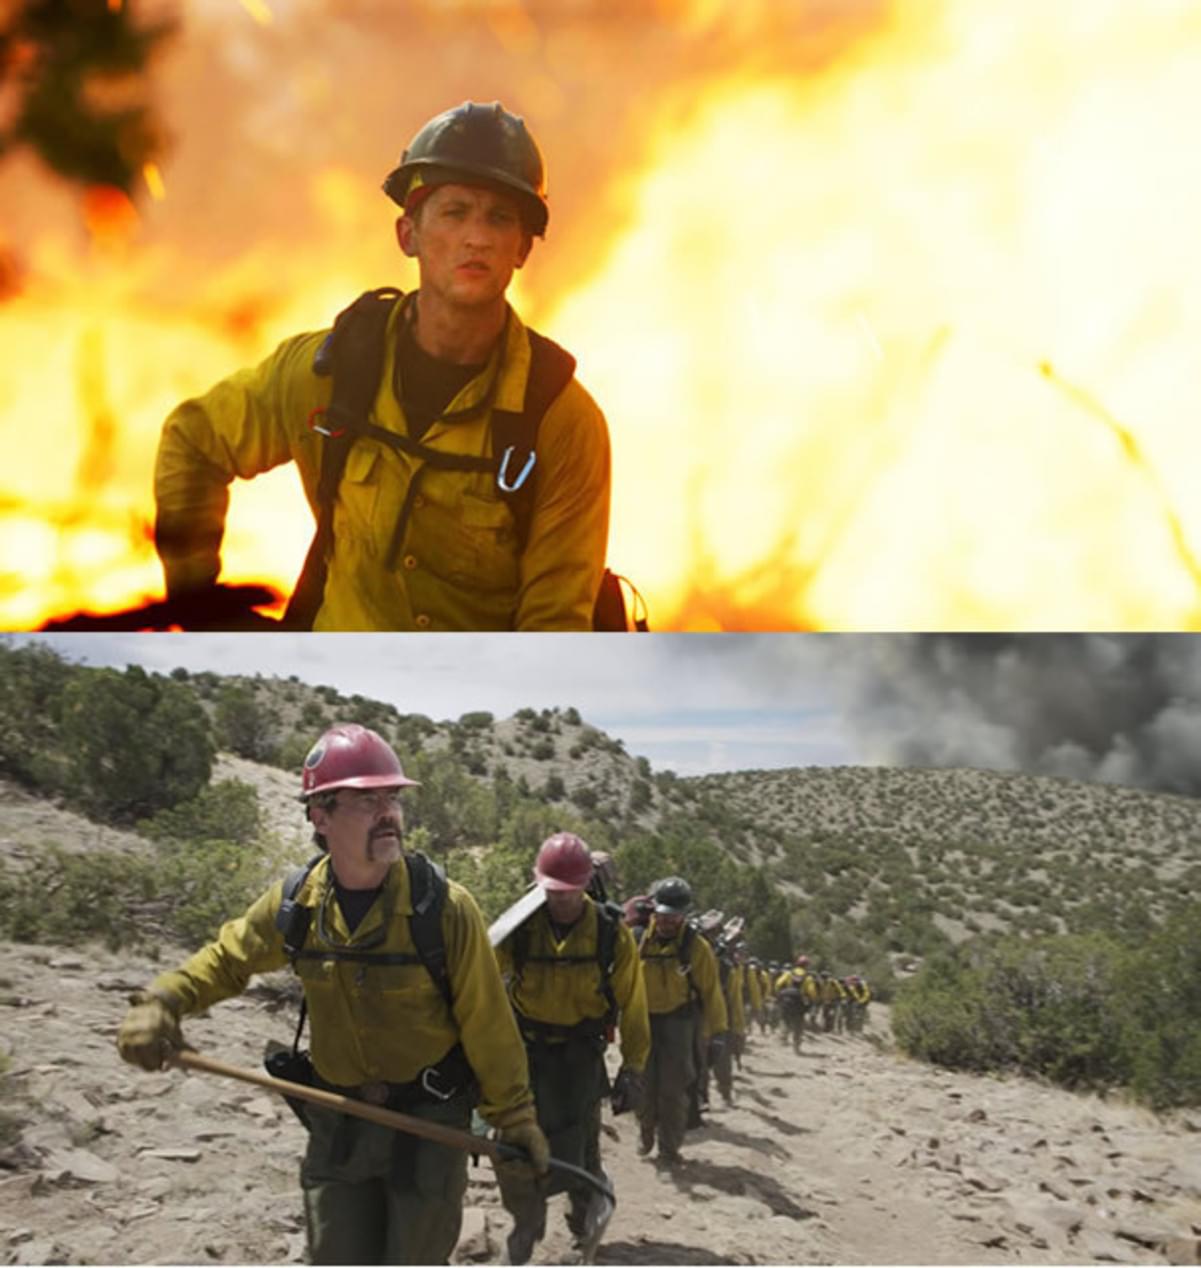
[834,635,1201,796]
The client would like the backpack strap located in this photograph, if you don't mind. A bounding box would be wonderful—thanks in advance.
[405,850,452,1009]
[283,288,399,630]
[274,849,451,1008]
[283,297,576,628]
[510,899,621,1042]
[488,329,576,551]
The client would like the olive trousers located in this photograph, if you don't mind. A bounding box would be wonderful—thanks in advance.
[639,1007,696,1158]
[497,1036,608,1242]
[300,1094,471,1265]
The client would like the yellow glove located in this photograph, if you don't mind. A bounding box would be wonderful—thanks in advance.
[498,1117,551,1177]
[117,991,183,1071]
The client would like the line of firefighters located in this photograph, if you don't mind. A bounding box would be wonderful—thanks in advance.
[114,722,874,1266]
[619,881,874,1163]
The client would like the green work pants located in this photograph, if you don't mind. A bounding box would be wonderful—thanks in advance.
[639,1007,696,1157]
[498,1037,607,1240]
[300,1094,471,1265]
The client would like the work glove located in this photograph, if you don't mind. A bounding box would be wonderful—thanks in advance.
[117,991,184,1071]
[497,1116,551,1178]
[708,1031,729,1061]
[610,1066,645,1116]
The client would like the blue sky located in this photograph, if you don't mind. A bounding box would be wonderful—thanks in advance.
[16,633,862,776]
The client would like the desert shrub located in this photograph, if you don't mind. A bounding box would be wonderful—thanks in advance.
[0,848,158,951]
[59,665,214,823]
[0,830,286,953]
[458,711,494,730]
[543,775,566,801]
[0,641,75,794]
[138,779,263,847]
[215,683,277,763]
[893,913,1201,1108]
[571,786,598,811]
[530,739,554,761]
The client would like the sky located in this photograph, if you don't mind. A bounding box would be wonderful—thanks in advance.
[16,633,1199,793]
[14,633,861,776]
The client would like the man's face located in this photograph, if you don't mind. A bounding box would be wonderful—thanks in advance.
[397,183,532,309]
[653,912,685,939]
[311,787,405,873]
[545,887,586,926]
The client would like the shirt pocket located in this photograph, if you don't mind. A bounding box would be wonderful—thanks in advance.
[332,444,383,544]
[426,489,519,594]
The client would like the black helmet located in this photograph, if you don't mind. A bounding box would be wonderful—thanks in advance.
[651,875,692,915]
[382,101,549,236]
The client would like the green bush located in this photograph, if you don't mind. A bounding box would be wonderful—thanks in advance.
[0,834,286,953]
[138,779,263,847]
[215,683,277,763]
[60,665,214,823]
[893,910,1201,1108]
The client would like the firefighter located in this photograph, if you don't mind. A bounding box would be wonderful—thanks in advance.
[745,954,764,1035]
[844,974,872,1033]
[492,833,650,1265]
[115,723,548,1265]
[636,877,727,1164]
[154,101,611,631]
[819,969,846,1032]
[775,955,817,1053]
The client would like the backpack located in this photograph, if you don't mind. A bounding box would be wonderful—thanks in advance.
[273,848,451,1047]
[639,919,701,1005]
[283,287,648,632]
[508,899,621,1042]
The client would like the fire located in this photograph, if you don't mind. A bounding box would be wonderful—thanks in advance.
[4,0,1201,630]
[547,0,1201,629]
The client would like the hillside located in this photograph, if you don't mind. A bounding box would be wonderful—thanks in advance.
[4,641,1201,977]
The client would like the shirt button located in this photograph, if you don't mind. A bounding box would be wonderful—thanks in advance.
[403,554,417,570]
[414,495,426,509]
[415,614,430,628]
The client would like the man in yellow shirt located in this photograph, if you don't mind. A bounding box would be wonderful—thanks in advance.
[154,102,610,630]
[116,723,548,1264]
[636,877,727,1164]
[493,833,649,1263]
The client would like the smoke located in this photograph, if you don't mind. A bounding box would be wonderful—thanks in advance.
[837,635,1201,796]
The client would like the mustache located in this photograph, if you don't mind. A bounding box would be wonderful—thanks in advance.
[369,820,402,839]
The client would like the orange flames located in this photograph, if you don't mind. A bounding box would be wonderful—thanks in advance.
[4,0,1201,630]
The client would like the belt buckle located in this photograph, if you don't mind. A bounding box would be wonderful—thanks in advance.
[420,1066,455,1102]
[359,1081,390,1106]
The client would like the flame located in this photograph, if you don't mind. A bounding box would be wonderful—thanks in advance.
[239,0,274,26]
[4,0,1201,630]
[142,162,166,202]
[547,0,1201,629]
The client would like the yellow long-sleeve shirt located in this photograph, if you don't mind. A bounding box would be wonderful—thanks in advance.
[155,295,611,630]
[638,920,727,1037]
[150,853,533,1128]
[494,898,651,1073]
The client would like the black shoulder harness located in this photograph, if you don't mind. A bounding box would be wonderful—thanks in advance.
[282,288,575,630]
[274,848,452,1008]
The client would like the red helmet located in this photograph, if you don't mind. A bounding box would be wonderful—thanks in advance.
[533,832,593,891]
[300,724,418,799]
[794,953,810,968]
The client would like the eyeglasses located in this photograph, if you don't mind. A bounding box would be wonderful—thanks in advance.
[338,789,406,814]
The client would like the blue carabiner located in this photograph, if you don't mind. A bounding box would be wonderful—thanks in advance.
[497,445,536,492]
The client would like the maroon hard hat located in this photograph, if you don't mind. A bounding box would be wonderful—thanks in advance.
[300,724,419,799]
[533,832,593,892]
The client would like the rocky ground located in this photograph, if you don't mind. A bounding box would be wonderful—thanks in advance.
[0,940,1199,1266]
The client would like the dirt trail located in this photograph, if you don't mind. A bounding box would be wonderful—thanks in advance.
[0,940,1198,1266]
